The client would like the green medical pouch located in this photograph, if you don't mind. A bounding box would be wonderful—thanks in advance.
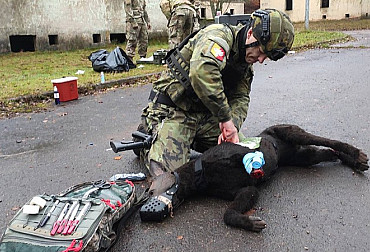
[0,180,135,252]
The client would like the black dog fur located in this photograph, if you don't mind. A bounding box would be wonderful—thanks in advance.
[148,124,369,232]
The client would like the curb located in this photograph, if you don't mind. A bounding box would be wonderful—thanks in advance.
[7,72,162,103]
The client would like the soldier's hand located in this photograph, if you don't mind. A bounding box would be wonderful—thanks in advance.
[218,120,239,144]
[147,23,151,30]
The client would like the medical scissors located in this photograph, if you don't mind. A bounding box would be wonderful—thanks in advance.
[92,180,111,189]
[82,180,112,199]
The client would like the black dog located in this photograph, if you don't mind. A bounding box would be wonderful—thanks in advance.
[144,124,369,232]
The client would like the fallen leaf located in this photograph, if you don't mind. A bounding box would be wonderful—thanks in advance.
[177,235,183,240]
[11,206,20,211]
[114,156,122,160]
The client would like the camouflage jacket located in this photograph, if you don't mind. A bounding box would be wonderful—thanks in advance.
[124,0,150,24]
[154,23,253,130]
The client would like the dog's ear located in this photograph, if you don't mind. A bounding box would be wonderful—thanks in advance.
[149,159,166,177]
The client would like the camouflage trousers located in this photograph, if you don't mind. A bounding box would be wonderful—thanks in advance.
[139,101,246,171]
[168,7,197,49]
[140,101,221,172]
[125,20,148,59]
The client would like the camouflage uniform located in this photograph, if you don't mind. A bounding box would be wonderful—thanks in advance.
[140,23,253,171]
[167,0,199,49]
[124,0,150,59]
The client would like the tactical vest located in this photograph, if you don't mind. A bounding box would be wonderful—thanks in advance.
[163,22,252,111]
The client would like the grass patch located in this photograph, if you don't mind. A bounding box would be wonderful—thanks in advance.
[294,18,370,32]
[292,30,348,49]
[0,43,168,101]
[1,18,369,117]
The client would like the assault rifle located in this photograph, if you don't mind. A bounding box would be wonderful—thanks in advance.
[110,131,152,154]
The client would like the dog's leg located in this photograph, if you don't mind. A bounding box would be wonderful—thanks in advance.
[269,125,369,171]
[223,186,266,232]
[287,146,338,166]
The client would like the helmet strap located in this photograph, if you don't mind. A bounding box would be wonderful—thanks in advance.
[237,25,248,62]
[245,41,260,49]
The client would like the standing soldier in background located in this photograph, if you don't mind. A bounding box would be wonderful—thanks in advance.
[124,0,151,61]
[160,0,200,49]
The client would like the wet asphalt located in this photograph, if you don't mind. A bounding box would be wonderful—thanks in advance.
[0,31,369,252]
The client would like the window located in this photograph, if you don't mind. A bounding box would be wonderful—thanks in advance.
[345,13,350,18]
[322,15,327,19]
[93,34,101,43]
[200,8,206,18]
[286,0,293,11]
[229,9,234,15]
[110,33,125,43]
[48,35,58,45]
[9,35,36,52]
[321,0,329,8]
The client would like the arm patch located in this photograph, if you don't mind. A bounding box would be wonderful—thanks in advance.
[211,43,225,61]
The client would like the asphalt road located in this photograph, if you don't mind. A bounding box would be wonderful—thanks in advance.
[1,31,369,252]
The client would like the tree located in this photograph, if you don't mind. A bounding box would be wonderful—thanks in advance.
[207,0,260,18]
[208,0,231,18]
[244,0,260,13]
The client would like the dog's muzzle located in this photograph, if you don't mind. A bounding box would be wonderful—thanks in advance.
[140,172,181,222]
[243,151,265,179]
[250,168,265,179]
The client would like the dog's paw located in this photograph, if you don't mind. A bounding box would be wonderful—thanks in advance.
[247,216,267,232]
[338,150,369,172]
[356,150,369,171]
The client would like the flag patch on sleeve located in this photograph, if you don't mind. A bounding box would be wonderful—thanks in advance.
[211,43,225,61]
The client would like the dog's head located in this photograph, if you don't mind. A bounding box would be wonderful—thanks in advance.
[148,171,176,196]
[148,160,177,196]
[140,161,182,222]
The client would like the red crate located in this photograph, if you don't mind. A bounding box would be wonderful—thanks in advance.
[51,77,78,102]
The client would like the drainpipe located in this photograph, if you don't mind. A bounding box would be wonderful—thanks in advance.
[305,0,310,30]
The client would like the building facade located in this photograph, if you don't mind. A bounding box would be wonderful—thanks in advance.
[261,0,369,22]
[0,0,167,53]
[1,0,369,53]
[198,2,245,19]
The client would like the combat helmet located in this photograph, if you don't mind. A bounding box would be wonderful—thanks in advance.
[250,9,294,61]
